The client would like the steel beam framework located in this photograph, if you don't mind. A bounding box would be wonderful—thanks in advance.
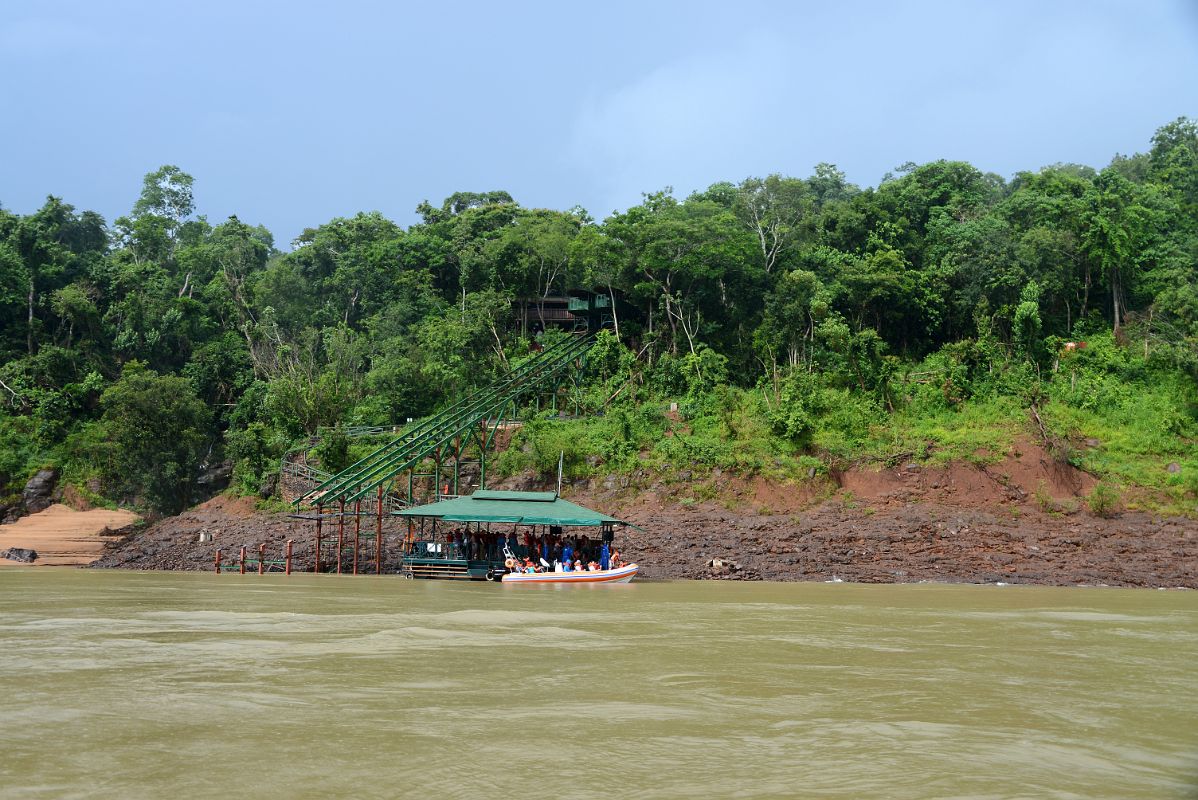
[293,334,595,516]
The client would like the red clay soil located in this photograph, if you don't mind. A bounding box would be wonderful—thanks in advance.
[92,441,1198,587]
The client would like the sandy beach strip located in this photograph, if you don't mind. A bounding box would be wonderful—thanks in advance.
[0,504,140,566]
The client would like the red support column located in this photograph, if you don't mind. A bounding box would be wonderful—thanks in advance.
[336,499,345,575]
[376,485,384,575]
[315,505,323,574]
[353,499,361,576]
[285,540,293,575]
[239,546,246,575]
[215,549,222,574]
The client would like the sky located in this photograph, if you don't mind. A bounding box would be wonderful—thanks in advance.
[1,0,1196,247]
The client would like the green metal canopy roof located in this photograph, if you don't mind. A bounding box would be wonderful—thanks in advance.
[393,490,627,527]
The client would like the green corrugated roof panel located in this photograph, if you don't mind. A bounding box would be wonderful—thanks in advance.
[394,491,625,527]
[471,490,558,502]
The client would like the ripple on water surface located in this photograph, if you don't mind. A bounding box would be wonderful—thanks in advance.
[0,570,1195,799]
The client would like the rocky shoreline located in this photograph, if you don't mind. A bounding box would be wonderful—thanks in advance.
[88,483,1198,588]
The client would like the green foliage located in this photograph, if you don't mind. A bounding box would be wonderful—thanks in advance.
[226,421,279,495]
[495,404,669,480]
[92,362,213,514]
[858,395,1027,467]
[1038,336,1198,511]
[1087,482,1122,518]
[1012,280,1043,361]
[679,346,728,397]
[2,120,1197,514]
[314,426,351,473]
[495,417,589,480]
[769,370,825,445]
[0,414,41,493]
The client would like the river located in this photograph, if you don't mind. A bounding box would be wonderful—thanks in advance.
[1,569,1195,799]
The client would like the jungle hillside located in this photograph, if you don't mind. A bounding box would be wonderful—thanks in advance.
[2,118,1197,519]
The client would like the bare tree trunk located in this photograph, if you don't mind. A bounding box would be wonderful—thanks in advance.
[27,276,35,355]
[607,283,620,338]
[677,310,698,357]
[1110,266,1122,334]
[487,321,509,367]
[1080,266,1091,322]
[1145,307,1152,358]
[0,377,19,406]
[772,357,780,406]
[662,294,679,351]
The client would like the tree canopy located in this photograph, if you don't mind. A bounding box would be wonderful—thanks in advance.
[1,119,1196,513]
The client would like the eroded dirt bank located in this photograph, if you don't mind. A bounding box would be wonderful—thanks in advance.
[91,442,1198,587]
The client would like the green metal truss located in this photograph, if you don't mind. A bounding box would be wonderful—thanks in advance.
[293,333,595,510]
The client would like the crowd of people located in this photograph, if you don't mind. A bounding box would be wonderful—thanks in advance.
[432,527,622,572]
[508,547,623,574]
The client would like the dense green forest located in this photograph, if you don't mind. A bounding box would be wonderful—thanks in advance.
[2,119,1196,516]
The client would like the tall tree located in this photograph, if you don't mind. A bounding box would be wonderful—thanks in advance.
[1082,170,1161,334]
[734,175,811,274]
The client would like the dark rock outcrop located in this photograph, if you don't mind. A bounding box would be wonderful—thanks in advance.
[2,547,38,563]
[197,462,234,490]
[22,469,59,514]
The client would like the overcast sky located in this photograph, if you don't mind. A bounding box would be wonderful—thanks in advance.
[2,0,1196,247]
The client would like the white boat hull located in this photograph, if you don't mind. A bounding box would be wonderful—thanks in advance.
[501,563,638,584]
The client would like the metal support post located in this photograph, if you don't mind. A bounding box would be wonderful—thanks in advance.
[315,506,323,574]
[452,436,461,496]
[337,499,345,574]
[434,448,442,500]
[376,484,384,575]
[353,499,361,575]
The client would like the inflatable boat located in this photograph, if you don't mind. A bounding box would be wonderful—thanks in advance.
[501,563,638,584]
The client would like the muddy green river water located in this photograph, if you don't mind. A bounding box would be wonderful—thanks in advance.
[0,569,1195,799]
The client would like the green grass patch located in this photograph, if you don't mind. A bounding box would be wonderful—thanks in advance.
[809,394,1025,468]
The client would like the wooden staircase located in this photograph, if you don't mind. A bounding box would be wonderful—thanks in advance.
[408,562,473,580]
